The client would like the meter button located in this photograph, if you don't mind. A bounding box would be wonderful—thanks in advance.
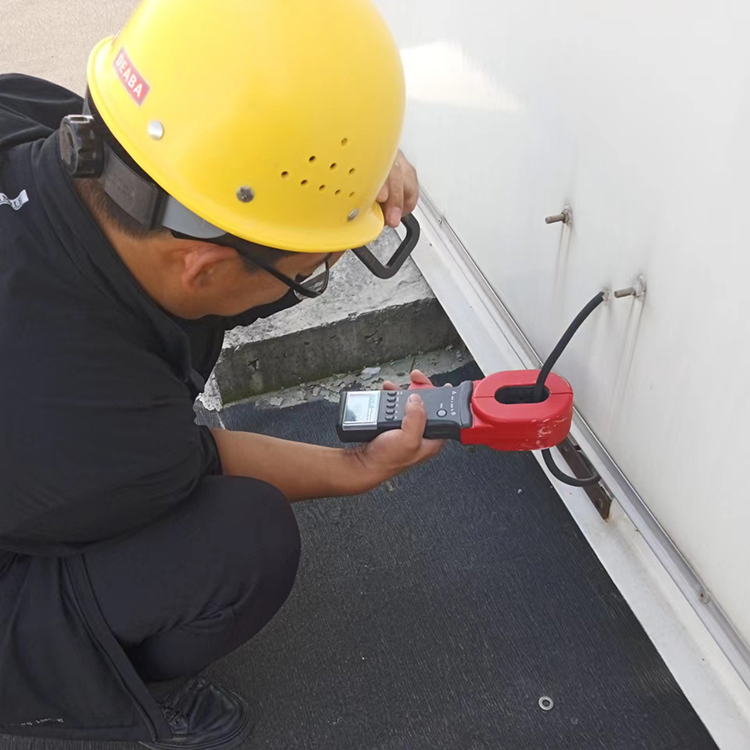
[436,408,448,418]
[385,414,396,421]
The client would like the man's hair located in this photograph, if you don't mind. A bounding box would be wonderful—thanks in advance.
[75,177,167,240]
[74,177,294,273]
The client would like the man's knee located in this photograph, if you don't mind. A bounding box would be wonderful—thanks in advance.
[216,477,301,612]
[249,479,301,600]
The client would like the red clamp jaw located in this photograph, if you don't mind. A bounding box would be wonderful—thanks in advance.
[460,370,574,451]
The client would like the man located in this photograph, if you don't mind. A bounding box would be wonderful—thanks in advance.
[0,1,443,748]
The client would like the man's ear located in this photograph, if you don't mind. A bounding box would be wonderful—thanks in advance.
[180,242,238,291]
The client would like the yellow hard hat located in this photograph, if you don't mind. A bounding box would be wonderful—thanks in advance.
[85,0,405,253]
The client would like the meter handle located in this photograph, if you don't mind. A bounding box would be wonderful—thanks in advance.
[351,214,420,280]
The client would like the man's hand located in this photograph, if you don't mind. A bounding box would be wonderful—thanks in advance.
[378,150,420,228]
[212,369,445,502]
[353,370,445,483]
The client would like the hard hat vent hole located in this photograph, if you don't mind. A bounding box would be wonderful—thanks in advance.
[330,163,338,170]
[301,180,308,186]
[341,138,349,146]
[349,192,356,198]
[309,156,317,163]
[281,171,289,179]
[349,168,356,175]
[335,190,342,195]
[319,185,326,191]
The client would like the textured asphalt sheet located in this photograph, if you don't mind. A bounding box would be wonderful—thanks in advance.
[1,365,718,750]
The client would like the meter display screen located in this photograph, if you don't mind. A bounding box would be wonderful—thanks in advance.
[343,392,380,425]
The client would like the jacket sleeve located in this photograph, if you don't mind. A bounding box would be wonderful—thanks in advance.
[2,338,223,555]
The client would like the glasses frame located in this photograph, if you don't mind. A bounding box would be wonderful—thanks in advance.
[171,213,421,300]
[249,255,330,300]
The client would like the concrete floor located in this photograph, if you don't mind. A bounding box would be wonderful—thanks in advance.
[2,1,136,92]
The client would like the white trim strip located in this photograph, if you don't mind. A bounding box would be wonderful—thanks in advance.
[412,192,750,748]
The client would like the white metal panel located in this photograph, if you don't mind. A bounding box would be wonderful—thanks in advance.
[410,202,750,746]
[375,1,750,652]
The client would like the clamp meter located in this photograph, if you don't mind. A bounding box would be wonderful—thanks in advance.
[337,370,574,451]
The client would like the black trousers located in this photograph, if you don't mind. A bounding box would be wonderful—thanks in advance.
[83,476,301,684]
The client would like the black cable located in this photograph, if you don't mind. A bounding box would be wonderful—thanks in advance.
[535,291,606,487]
[533,292,606,402]
[542,447,600,487]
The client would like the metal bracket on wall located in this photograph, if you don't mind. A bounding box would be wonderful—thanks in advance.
[555,437,614,519]
[544,206,572,226]
[612,275,647,300]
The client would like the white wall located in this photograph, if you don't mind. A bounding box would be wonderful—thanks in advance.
[376,0,750,647]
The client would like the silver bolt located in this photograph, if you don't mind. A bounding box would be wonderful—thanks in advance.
[614,276,647,300]
[614,287,637,298]
[539,696,554,711]
[545,206,572,225]
[348,209,359,222]
[237,186,255,203]
[147,120,164,140]
[698,589,711,604]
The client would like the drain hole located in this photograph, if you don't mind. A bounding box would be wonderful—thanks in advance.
[309,156,317,163]
[281,171,289,179]
[300,179,308,186]
[319,185,326,191]
[330,163,338,170]
[335,189,341,195]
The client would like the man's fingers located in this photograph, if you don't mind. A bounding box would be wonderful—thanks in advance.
[386,169,405,228]
[382,380,398,391]
[410,369,432,385]
[400,393,427,449]
[421,438,445,459]
[403,161,420,214]
[379,151,420,228]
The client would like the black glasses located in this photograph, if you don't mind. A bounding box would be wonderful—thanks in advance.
[203,233,331,300]
[176,213,420,298]
[240,214,420,293]
[249,255,330,300]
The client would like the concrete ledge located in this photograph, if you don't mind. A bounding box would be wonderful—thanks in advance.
[214,298,459,403]
[212,227,460,404]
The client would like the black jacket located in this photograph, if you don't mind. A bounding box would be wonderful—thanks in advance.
[0,73,297,740]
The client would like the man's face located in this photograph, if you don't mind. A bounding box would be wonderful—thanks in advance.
[205,249,346,317]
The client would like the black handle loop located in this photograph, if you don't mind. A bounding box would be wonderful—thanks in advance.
[351,213,420,279]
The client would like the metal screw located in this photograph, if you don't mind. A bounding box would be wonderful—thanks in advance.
[348,209,359,222]
[614,287,636,298]
[539,696,554,711]
[614,276,647,300]
[545,206,571,225]
[237,186,255,203]
[698,589,711,604]
[147,120,164,140]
